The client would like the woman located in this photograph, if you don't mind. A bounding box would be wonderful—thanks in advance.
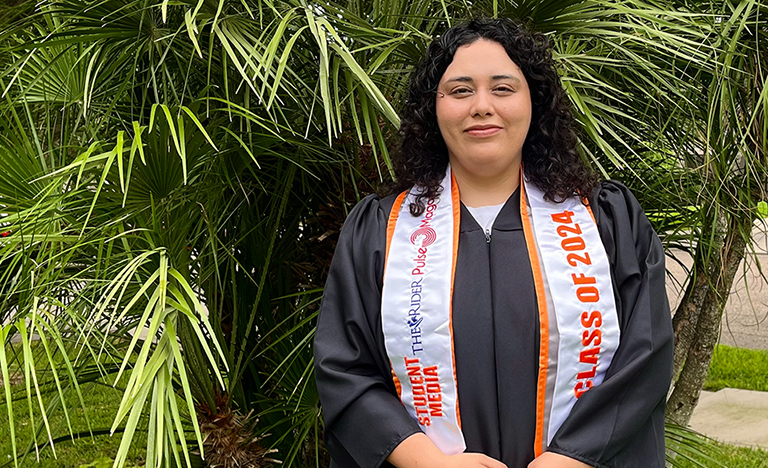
[314,18,673,468]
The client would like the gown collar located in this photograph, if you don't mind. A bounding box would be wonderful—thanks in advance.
[459,186,523,233]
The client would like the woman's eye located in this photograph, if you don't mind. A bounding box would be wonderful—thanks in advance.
[493,86,514,93]
[450,88,473,96]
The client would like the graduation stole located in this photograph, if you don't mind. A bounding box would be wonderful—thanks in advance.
[380,165,621,456]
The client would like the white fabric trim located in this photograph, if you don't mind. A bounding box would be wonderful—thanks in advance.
[381,166,465,454]
[523,180,620,446]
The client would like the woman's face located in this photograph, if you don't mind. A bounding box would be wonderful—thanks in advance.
[435,39,532,180]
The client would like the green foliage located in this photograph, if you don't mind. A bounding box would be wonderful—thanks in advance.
[0,0,764,467]
[704,345,768,393]
[0,379,146,468]
[665,424,726,468]
[79,459,143,468]
[672,442,768,468]
[624,0,768,260]
[758,201,768,218]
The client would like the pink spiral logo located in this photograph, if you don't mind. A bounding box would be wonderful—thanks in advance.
[410,227,437,247]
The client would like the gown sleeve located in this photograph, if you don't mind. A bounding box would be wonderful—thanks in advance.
[546,181,674,468]
[314,194,422,468]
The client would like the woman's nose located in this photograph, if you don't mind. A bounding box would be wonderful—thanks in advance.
[470,91,494,117]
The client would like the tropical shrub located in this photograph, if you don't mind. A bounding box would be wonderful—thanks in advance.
[0,0,763,467]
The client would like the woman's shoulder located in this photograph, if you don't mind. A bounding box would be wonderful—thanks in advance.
[588,180,650,228]
[330,193,401,292]
[589,179,661,261]
[589,180,642,212]
[339,192,401,238]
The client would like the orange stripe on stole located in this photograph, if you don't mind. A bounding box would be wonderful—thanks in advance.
[519,178,550,457]
[449,173,462,429]
[385,191,408,399]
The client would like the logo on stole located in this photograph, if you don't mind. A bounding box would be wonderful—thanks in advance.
[410,226,437,247]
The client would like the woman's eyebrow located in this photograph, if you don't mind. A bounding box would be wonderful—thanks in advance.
[445,76,473,83]
[491,74,521,83]
[444,75,522,84]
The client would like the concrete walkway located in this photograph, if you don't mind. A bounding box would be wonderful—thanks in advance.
[689,388,768,448]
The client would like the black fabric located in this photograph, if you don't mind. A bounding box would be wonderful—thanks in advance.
[314,181,674,468]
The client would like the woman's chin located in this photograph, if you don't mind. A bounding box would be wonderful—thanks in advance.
[451,151,522,175]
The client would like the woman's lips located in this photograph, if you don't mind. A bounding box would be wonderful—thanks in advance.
[465,126,502,137]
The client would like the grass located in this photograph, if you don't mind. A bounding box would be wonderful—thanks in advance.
[704,344,768,392]
[0,341,147,468]
[0,379,146,468]
[0,335,207,468]
[674,442,768,468]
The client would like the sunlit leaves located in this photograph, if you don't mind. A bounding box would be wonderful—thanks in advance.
[106,249,225,468]
[2,1,764,468]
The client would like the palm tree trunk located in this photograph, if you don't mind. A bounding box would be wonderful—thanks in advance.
[670,251,714,382]
[666,217,748,426]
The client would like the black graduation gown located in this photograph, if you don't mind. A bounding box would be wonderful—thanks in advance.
[314,181,674,468]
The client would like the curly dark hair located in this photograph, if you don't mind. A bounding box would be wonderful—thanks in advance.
[392,18,598,216]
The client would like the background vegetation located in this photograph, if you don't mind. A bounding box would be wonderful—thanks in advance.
[704,345,768,393]
[0,0,766,467]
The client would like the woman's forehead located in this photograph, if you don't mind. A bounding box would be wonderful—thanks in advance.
[440,40,524,83]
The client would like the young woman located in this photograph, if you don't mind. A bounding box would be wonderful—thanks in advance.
[314,18,673,468]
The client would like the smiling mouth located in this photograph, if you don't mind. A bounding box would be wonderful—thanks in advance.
[465,126,502,137]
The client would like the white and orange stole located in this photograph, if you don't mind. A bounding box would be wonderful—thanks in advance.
[380,165,620,455]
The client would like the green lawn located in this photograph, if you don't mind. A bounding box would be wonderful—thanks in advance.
[0,380,146,468]
[674,442,768,468]
[704,344,768,392]
[0,340,147,467]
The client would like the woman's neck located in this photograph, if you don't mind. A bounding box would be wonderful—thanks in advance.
[451,162,521,208]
